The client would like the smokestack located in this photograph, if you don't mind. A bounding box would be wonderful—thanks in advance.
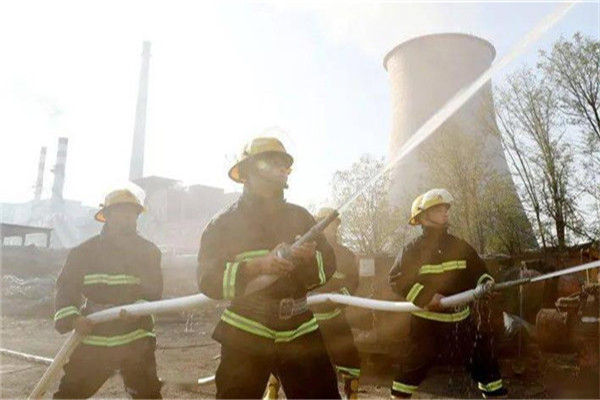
[129,41,151,181]
[51,137,68,201]
[34,146,47,201]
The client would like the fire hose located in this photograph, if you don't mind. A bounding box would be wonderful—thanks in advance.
[28,2,580,397]
[29,258,599,398]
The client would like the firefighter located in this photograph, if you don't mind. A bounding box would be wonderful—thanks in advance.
[388,188,507,399]
[312,207,362,398]
[264,208,362,400]
[197,136,340,399]
[53,187,163,399]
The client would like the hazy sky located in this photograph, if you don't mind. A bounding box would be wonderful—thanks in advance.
[0,1,598,210]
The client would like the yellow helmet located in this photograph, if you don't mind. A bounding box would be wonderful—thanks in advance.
[409,188,453,225]
[315,207,340,222]
[228,137,294,183]
[94,188,146,222]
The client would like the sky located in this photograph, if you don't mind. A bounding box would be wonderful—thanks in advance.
[0,0,598,211]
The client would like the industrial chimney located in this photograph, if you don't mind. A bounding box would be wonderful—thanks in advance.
[34,146,47,201]
[129,41,151,181]
[51,137,68,201]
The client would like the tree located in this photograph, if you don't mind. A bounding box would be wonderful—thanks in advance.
[330,154,408,254]
[539,33,600,239]
[539,33,600,142]
[419,122,534,254]
[494,67,581,251]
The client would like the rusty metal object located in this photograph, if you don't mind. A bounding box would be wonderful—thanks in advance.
[557,275,581,298]
[572,285,599,369]
[501,267,545,322]
[536,308,573,352]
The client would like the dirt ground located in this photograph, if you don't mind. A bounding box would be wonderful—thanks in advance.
[3,312,595,399]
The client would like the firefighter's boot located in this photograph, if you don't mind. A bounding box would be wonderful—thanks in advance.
[481,394,508,399]
[263,374,280,400]
[343,376,359,399]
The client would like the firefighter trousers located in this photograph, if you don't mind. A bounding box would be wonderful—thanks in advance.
[53,338,161,399]
[391,314,506,398]
[317,310,361,378]
[215,330,340,399]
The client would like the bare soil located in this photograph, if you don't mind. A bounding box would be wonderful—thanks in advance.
[2,313,594,399]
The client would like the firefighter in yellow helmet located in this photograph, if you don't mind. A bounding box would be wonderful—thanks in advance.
[53,187,163,398]
[388,189,507,399]
[312,207,362,399]
[264,208,362,400]
[197,137,340,399]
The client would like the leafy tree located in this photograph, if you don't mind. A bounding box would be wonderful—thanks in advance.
[330,154,409,254]
[494,67,581,250]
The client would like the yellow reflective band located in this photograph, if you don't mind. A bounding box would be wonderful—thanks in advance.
[221,310,274,339]
[235,249,269,261]
[314,308,342,321]
[83,274,141,285]
[413,306,471,323]
[477,273,495,285]
[419,260,466,275]
[336,366,360,377]
[392,381,418,394]
[316,251,326,285]
[478,379,504,393]
[221,310,319,342]
[223,261,240,300]
[333,271,346,279]
[82,329,155,347]
[54,306,81,321]
[406,283,424,303]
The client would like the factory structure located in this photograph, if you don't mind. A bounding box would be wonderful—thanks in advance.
[1,41,239,251]
[3,34,535,252]
[385,33,518,202]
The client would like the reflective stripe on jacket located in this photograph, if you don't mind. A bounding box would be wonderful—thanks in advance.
[54,226,163,346]
[389,227,494,323]
[197,189,336,353]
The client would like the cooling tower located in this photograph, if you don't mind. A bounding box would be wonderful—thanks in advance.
[385,33,515,202]
[384,33,534,250]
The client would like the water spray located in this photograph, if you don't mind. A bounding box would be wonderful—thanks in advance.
[244,0,578,295]
[28,3,580,398]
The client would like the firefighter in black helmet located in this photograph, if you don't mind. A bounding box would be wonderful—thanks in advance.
[388,189,507,399]
[53,187,163,399]
[197,136,340,399]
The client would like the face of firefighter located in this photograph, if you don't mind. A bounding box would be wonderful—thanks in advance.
[247,153,291,193]
[421,204,450,228]
[104,203,141,232]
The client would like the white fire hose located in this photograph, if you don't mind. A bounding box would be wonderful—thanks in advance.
[29,259,599,398]
[28,286,485,398]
